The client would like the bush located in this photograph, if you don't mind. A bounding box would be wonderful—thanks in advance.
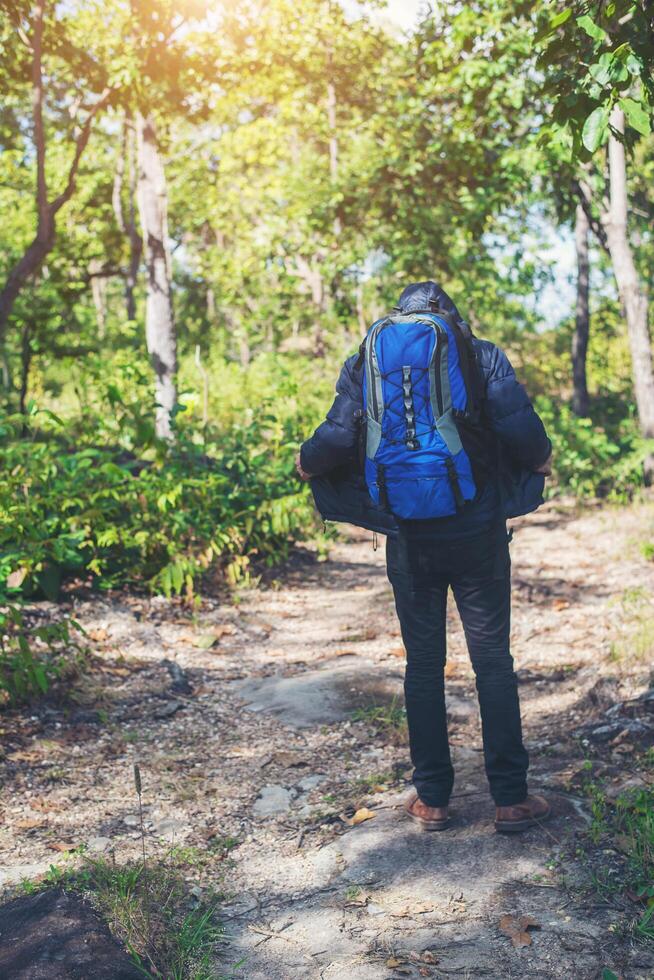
[0,354,326,601]
[535,395,647,498]
[0,603,86,704]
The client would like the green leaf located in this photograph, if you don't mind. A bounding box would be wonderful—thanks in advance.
[551,8,572,29]
[582,106,609,151]
[588,62,612,87]
[535,7,572,42]
[576,14,607,42]
[170,562,184,594]
[619,97,651,135]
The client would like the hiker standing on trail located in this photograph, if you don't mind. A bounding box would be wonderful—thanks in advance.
[296,281,553,833]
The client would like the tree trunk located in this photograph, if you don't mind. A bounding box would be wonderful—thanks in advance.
[19,323,32,417]
[136,111,177,440]
[125,118,142,321]
[89,257,107,338]
[602,107,654,445]
[571,203,590,417]
[113,115,142,322]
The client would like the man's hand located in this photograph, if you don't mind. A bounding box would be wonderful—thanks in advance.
[295,451,312,482]
[535,452,553,476]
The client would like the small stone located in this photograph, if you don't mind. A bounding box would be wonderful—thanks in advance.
[153,817,186,838]
[297,774,326,792]
[123,814,140,828]
[253,784,292,817]
[87,836,112,853]
[154,700,184,720]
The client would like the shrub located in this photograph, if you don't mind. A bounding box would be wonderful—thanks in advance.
[535,395,646,498]
[0,354,324,601]
[0,603,86,704]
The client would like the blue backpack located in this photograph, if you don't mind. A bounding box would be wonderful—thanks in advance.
[361,307,489,520]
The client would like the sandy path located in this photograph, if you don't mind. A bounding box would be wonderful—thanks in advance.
[1,500,653,978]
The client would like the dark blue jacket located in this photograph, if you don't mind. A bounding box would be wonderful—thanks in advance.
[301,282,551,538]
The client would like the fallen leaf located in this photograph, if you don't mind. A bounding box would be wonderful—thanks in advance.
[499,913,540,947]
[87,628,108,642]
[341,807,376,827]
[351,806,376,825]
[386,957,404,968]
[330,648,357,658]
[388,646,406,658]
[16,818,48,831]
[47,841,76,852]
[31,797,64,813]
[420,950,439,964]
[552,599,570,611]
[391,901,435,918]
[8,750,41,763]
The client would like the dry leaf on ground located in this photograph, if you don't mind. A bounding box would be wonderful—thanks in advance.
[16,818,48,831]
[341,807,375,826]
[499,912,541,947]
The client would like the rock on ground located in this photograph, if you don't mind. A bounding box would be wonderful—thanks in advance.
[0,890,142,979]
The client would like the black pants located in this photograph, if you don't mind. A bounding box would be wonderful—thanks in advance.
[386,523,528,807]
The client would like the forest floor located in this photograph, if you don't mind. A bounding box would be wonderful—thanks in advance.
[1,499,654,979]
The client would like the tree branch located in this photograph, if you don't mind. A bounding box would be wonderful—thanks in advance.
[572,178,610,255]
[112,115,128,234]
[32,0,48,234]
[48,87,112,215]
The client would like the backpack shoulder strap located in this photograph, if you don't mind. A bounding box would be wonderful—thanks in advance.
[435,311,484,420]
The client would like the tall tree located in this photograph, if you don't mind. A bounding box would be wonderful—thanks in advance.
[112,114,142,322]
[136,112,176,440]
[571,203,591,416]
[538,0,654,454]
[0,0,110,343]
[602,107,654,437]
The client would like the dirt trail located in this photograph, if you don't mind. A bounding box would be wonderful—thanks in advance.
[1,501,654,979]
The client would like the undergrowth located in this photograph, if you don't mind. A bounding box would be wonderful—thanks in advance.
[579,752,654,944]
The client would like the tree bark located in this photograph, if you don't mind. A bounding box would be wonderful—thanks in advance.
[89,257,107,338]
[602,107,654,444]
[19,323,32,418]
[136,111,177,440]
[0,1,109,341]
[571,203,590,417]
[113,114,142,322]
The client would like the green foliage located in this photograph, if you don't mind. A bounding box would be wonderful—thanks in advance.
[536,395,646,497]
[0,602,86,704]
[0,354,322,601]
[536,0,654,158]
[586,777,654,942]
[20,853,226,980]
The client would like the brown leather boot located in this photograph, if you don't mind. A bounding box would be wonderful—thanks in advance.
[404,791,449,831]
[494,794,551,833]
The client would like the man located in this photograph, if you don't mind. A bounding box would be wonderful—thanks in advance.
[296,281,552,833]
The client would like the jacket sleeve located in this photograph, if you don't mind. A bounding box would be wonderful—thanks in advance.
[481,343,551,471]
[300,354,363,476]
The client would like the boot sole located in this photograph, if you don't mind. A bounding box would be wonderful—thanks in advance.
[494,803,551,834]
[405,810,450,832]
